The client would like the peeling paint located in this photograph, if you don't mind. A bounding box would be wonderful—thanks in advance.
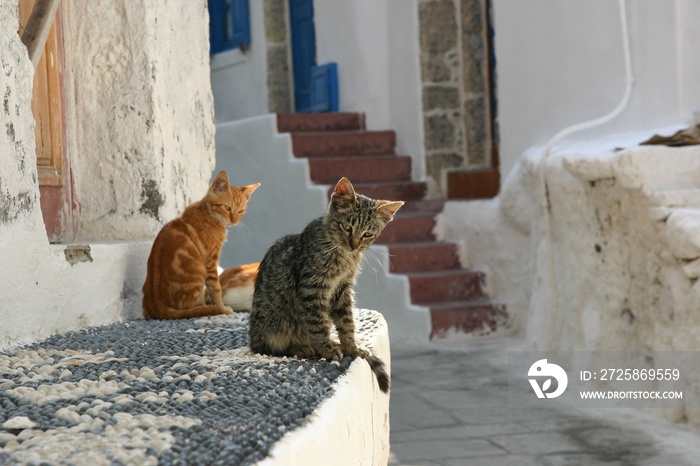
[3,87,9,114]
[64,245,93,266]
[0,180,34,224]
[139,178,164,220]
[6,122,15,142]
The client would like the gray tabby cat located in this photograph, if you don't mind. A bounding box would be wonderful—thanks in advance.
[249,177,403,393]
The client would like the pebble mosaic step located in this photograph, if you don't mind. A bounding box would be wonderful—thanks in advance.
[0,311,389,465]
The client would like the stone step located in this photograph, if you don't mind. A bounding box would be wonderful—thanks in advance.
[376,213,436,244]
[427,300,509,339]
[447,169,500,199]
[399,199,446,214]
[291,131,396,157]
[347,181,426,201]
[388,241,460,273]
[277,112,508,340]
[407,269,487,304]
[308,155,412,184]
[277,112,365,133]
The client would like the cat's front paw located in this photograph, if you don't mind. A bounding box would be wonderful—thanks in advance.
[222,306,234,315]
[294,345,315,358]
[340,342,370,359]
[344,346,369,359]
[319,346,342,362]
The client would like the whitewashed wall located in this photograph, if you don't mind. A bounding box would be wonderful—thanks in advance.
[210,0,269,123]
[493,0,700,180]
[436,0,700,425]
[62,0,215,241]
[314,0,426,180]
[0,0,214,350]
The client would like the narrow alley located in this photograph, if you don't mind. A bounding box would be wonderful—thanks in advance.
[389,337,700,466]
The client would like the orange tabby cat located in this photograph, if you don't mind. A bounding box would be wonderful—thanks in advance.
[142,171,260,319]
[219,262,259,311]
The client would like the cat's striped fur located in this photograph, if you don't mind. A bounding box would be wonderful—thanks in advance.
[249,177,402,393]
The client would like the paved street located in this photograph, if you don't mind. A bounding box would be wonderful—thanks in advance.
[389,337,700,466]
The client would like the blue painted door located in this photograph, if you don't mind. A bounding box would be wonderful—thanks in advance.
[289,0,338,112]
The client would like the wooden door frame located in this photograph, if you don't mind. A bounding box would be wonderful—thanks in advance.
[19,0,74,242]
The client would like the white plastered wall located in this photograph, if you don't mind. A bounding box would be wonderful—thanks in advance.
[62,0,215,241]
[0,0,214,350]
[210,0,269,123]
[260,309,391,466]
[314,0,426,181]
[436,0,700,424]
[492,0,695,182]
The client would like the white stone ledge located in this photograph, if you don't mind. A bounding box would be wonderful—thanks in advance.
[260,309,391,466]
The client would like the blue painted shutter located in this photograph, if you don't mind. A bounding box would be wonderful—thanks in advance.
[289,0,316,112]
[208,0,226,54]
[310,63,339,112]
[208,0,250,54]
[231,0,250,49]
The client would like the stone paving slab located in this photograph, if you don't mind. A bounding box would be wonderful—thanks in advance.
[389,337,700,466]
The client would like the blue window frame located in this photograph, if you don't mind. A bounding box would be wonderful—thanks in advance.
[209,0,250,54]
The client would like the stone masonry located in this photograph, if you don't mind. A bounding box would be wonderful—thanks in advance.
[264,0,293,113]
[419,0,493,197]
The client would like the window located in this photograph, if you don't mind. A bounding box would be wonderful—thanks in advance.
[208,0,250,54]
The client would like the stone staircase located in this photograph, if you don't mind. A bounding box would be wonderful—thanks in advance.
[277,113,508,338]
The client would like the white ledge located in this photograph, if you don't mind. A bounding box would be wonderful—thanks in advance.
[260,309,391,466]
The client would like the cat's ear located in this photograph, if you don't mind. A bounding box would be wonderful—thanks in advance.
[211,171,230,194]
[334,177,356,198]
[241,183,261,199]
[376,200,404,223]
[331,177,356,209]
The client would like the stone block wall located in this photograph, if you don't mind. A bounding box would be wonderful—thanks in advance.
[419,0,492,197]
[264,0,293,113]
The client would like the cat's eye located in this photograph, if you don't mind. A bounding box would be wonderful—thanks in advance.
[224,206,232,212]
[342,224,353,233]
[362,232,374,238]
[238,209,245,214]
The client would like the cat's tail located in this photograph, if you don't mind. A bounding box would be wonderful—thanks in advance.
[366,355,390,394]
[220,263,258,311]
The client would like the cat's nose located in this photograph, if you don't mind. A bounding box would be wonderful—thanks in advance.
[350,237,361,250]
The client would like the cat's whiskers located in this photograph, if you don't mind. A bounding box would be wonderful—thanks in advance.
[235,220,252,236]
[363,247,391,276]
